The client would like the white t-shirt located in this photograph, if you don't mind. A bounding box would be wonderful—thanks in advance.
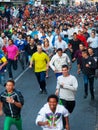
[36,103,69,130]
[67,28,75,40]
[54,40,68,51]
[87,37,98,48]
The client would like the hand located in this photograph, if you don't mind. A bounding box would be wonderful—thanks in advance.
[6,97,14,104]
[43,121,50,126]
[77,69,81,74]
[55,89,59,96]
[72,58,76,62]
[65,124,70,130]
[0,66,3,70]
[29,64,32,68]
[46,66,49,70]
[86,64,89,67]
[0,110,3,116]
[54,69,58,73]
[14,57,17,60]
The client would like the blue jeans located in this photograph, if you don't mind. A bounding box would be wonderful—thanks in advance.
[35,71,46,91]
[83,74,94,97]
[55,73,62,79]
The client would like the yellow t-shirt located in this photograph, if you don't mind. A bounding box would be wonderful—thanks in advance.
[31,52,49,72]
[0,55,7,64]
[0,54,7,72]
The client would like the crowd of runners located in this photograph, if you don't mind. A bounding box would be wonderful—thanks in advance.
[0,2,98,130]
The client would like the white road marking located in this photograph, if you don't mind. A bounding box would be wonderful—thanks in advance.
[15,67,29,82]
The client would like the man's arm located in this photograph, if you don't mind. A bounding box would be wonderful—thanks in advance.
[0,102,3,116]
[0,56,7,70]
[6,91,24,108]
[37,121,49,126]
[77,64,81,74]
[36,107,49,127]
[6,97,23,108]
[0,61,7,70]
[13,91,24,108]
[63,106,70,130]
[49,56,56,71]
[55,78,60,96]
[45,54,50,70]
[64,116,70,130]
[14,49,19,60]
[62,77,78,91]
[29,60,33,68]
[13,100,23,108]
[29,55,34,68]
[66,54,71,69]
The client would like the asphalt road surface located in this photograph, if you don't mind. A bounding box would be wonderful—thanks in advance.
[0,62,98,130]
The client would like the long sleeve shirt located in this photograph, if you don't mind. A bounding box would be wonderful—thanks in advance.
[49,53,71,72]
[81,56,97,76]
[56,75,78,101]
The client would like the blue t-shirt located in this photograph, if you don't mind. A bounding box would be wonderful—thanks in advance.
[15,39,27,51]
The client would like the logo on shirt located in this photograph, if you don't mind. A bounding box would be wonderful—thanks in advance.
[45,112,61,128]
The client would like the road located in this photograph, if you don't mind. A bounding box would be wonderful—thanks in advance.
[0,62,98,130]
